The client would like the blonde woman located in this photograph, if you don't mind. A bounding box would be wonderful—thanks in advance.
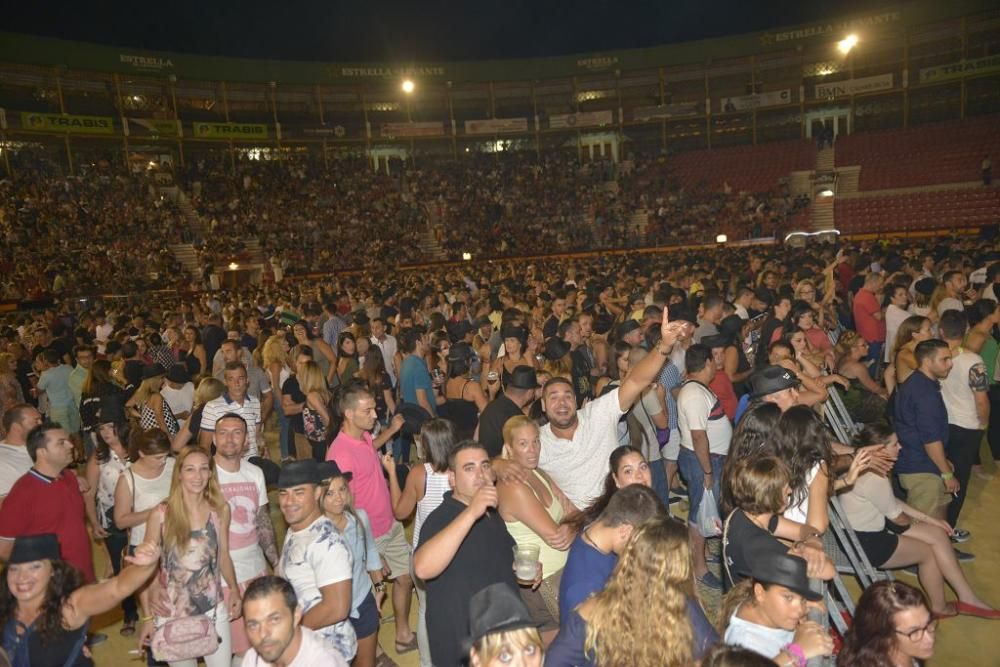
[834,331,888,424]
[138,446,240,667]
[126,364,179,437]
[261,333,294,462]
[545,515,719,666]
[467,583,544,667]
[171,377,225,452]
[299,360,332,461]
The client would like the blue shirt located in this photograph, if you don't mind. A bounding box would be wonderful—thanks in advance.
[894,371,949,475]
[545,600,718,666]
[335,509,383,619]
[400,354,436,415]
[559,533,618,622]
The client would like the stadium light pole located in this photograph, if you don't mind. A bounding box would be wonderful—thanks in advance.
[837,34,858,55]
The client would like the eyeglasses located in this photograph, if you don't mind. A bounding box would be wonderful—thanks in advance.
[895,618,937,642]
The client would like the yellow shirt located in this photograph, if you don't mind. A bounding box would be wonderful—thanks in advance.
[504,470,568,579]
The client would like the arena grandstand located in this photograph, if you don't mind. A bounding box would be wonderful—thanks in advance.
[0,0,998,298]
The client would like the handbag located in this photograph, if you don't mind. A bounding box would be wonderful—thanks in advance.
[150,510,221,662]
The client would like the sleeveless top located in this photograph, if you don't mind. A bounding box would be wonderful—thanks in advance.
[158,507,223,619]
[413,463,451,550]
[2,616,90,667]
[140,400,179,437]
[126,459,176,545]
[96,449,129,530]
[303,405,328,444]
[504,470,568,578]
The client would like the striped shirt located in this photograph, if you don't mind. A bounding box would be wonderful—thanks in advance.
[200,392,262,458]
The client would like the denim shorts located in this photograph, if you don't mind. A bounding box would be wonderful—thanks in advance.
[349,591,380,639]
[677,448,725,528]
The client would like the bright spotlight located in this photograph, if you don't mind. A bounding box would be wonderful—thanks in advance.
[462,252,472,261]
[818,188,834,197]
[838,34,858,54]
[401,79,415,94]
[715,234,728,244]
[228,262,239,271]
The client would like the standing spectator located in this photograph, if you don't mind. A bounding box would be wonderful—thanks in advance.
[139,446,242,666]
[676,344,731,590]
[937,310,988,536]
[477,366,538,458]
[276,459,357,661]
[399,328,441,418]
[466,583,544,667]
[199,362,263,460]
[0,422,94,580]
[241,575,349,667]
[67,345,94,418]
[127,364,180,437]
[853,272,887,368]
[161,364,195,422]
[0,404,41,501]
[413,440,523,667]
[369,317,398,387]
[936,270,969,316]
[35,349,79,435]
[884,284,911,364]
[983,154,993,186]
[328,385,415,655]
[895,340,956,521]
[0,354,25,439]
[213,412,278,661]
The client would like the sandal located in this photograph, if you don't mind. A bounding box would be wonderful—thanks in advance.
[119,619,136,637]
[394,636,418,654]
[375,653,400,667]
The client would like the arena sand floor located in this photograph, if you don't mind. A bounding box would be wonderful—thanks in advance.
[89,427,1000,665]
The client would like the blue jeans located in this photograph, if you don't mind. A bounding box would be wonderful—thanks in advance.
[677,448,725,528]
[649,458,670,508]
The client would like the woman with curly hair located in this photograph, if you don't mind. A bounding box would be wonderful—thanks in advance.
[546,515,717,666]
[0,533,160,666]
[838,581,936,666]
[834,330,889,424]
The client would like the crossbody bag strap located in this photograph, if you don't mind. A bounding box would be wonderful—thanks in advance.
[722,509,737,586]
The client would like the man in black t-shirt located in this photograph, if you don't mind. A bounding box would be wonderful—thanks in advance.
[414,441,523,667]
[476,366,538,458]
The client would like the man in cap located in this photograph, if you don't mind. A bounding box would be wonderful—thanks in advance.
[477,366,540,458]
[242,575,349,667]
[0,422,93,581]
[276,459,357,661]
[616,319,643,347]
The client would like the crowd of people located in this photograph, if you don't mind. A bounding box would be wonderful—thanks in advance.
[2,198,1000,665]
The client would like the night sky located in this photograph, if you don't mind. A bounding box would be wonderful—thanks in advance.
[6,0,897,62]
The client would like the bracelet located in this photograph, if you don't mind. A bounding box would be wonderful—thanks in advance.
[940,472,954,480]
[657,344,672,356]
[782,642,807,667]
[373,581,386,593]
[140,615,154,623]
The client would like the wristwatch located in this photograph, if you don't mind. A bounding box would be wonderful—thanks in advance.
[373,581,387,593]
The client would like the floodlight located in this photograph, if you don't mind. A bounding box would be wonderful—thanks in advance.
[401,79,415,94]
[715,234,727,244]
[462,252,472,261]
[838,34,858,55]
[228,262,239,271]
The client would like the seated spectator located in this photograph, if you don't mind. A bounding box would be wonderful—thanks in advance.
[838,581,936,667]
[719,550,833,664]
[841,423,999,619]
[546,515,718,665]
[834,331,889,423]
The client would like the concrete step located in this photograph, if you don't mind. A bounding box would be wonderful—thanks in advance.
[816,147,835,172]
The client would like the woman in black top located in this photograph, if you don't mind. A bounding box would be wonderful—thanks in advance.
[0,534,159,667]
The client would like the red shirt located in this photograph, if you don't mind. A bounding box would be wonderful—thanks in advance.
[852,288,886,343]
[0,469,94,582]
[709,372,739,422]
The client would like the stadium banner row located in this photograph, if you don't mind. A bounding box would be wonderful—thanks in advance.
[718,89,791,112]
[632,102,702,120]
[125,118,183,137]
[464,118,530,135]
[381,121,446,138]
[192,122,268,139]
[919,54,1000,84]
[815,73,893,99]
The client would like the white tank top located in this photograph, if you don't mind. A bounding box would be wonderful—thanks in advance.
[126,458,175,545]
[413,463,451,550]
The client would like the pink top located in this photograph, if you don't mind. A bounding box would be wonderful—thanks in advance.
[327,431,393,538]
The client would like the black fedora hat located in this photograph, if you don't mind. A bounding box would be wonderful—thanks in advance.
[747,550,823,601]
[275,459,348,489]
[142,363,167,381]
[10,533,61,564]
[465,583,541,649]
[506,365,540,390]
[543,338,570,361]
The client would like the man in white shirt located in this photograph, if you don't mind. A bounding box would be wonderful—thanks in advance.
[277,459,356,661]
[160,364,195,421]
[937,270,969,316]
[884,284,911,363]
[242,575,348,667]
[938,310,989,536]
[677,344,732,591]
[0,404,42,504]
[214,340,273,420]
[214,412,278,660]
[200,362,265,459]
[369,317,398,386]
[495,307,691,509]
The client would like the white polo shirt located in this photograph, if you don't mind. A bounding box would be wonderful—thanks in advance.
[200,393,263,458]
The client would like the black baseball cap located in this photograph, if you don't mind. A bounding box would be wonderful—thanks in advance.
[750,365,800,398]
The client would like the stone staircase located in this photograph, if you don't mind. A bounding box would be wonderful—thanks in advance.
[816,147,835,172]
[812,146,837,231]
[169,243,202,279]
[417,227,448,262]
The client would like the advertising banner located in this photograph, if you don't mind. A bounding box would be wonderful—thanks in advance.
[632,102,701,121]
[380,121,446,138]
[464,117,529,135]
[126,118,181,137]
[20,111,114,134]
[192,122,268,139]
[549,110,613,129]
[919,54,1000,84]
[815,73,893,98]
[718,89,791,112]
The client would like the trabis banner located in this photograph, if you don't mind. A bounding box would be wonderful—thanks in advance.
[192,122,268,139]
[20,112,114,134]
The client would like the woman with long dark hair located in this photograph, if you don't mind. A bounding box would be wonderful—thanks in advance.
[568,445,652,532]
[336,332,359,386]
[838,581,937,666]
[0,533,160,666]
